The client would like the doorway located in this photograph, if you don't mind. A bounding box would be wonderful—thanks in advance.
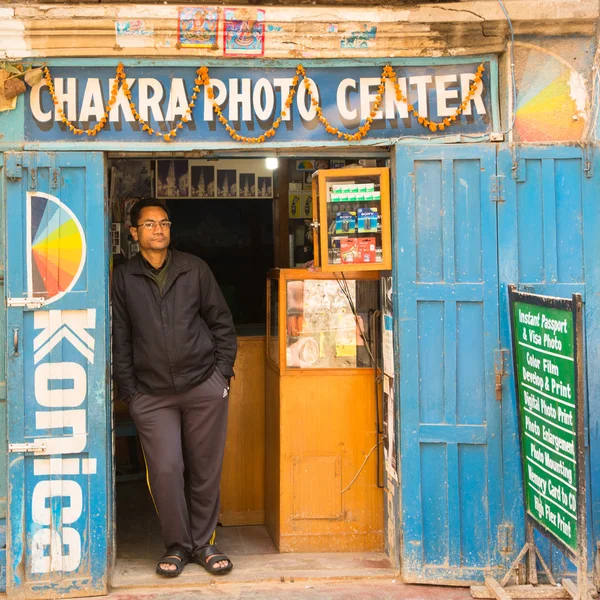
[107,152,394,588]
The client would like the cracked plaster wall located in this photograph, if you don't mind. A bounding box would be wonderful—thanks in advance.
[0,2,596,59]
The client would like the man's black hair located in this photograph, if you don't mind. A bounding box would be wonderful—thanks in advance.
[130,198,171,227]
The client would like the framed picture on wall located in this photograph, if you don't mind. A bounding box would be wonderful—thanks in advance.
[217,169,238,197]
[111,159,153,200]
[257,176,272,198]
[191,165,216,197]
[156,159,189,198]
[239,173,256,197]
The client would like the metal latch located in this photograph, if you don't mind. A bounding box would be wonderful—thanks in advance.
[494,349,509,402]
[9,442,47,454]
[7,297,45,310]
[498,522,514,554]
[6,152,23,180]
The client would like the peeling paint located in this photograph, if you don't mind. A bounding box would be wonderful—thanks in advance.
[568,70,587,119]
[115,20,155,49]
[1,4,595,60]
[0,10,31,60]
[340,25,377,50]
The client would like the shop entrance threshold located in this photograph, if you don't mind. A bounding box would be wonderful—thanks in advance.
[113,542,395,590]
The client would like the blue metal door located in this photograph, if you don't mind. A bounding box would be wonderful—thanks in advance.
[498,145,600,572]
[394,145,504,583]
[5,152,109,598]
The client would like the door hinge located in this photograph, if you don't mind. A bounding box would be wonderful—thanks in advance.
[6,152,22,180]
[494,348,509,402]
[7,297,45,310]
[9,442,47,454]
[498,522,514,554]
[491,175,505,203]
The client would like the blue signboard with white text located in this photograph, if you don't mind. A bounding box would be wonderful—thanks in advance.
[25,62,496,143]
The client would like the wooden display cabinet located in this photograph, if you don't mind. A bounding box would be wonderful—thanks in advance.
[265,268,384,552]
[312,167,391,271]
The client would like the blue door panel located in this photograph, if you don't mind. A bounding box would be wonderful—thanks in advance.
[0,154,7,592]
[395,145,503,584]
[5,152,109,599]
[498,145,600,574]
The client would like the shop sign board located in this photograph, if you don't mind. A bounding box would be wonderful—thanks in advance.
[24,61,496,143]
[509,287,585,558]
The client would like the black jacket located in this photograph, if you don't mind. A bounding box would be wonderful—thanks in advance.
[112,249,237,400]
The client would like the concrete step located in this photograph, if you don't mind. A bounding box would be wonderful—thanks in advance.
[112,552,398,590]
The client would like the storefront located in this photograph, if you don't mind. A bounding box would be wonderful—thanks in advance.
[1,2,600,598]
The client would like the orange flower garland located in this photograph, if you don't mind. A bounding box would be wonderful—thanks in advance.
[42,62,485,142]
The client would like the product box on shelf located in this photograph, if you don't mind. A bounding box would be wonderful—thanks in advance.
[335,211,357,234]
[357,208,378,233]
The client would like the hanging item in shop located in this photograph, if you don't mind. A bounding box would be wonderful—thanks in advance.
[41,61,486,143]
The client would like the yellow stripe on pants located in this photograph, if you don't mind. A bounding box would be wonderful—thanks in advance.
[140,441,159,515]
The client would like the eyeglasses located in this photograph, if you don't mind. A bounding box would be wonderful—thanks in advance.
[137,220,172,230]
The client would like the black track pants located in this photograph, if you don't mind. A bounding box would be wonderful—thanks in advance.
[128,368,230,554]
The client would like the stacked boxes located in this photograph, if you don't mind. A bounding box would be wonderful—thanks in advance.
[329,182,381,203]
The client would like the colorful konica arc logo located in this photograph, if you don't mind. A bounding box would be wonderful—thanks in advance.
[27,191,86,304]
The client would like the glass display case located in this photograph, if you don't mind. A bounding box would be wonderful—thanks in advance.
[312,167,391,271]
[267,269,380,371]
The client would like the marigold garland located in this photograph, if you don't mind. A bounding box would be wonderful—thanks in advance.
[42,62,485,142]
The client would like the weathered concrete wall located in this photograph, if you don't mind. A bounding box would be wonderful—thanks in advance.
[0,1,597,60]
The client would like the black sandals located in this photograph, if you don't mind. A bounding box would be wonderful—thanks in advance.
[156,546,190,577]
[193,544,233,575]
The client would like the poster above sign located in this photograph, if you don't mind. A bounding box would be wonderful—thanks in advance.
[25,62,495,143]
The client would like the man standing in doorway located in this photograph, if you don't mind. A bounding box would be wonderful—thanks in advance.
[112,198,237,577]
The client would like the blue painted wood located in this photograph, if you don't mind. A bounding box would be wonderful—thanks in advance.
[0,155,6,594]
[498,145,600,576]
[395,144,503,584]
[0,548,6,594]
[5,152,109,598]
